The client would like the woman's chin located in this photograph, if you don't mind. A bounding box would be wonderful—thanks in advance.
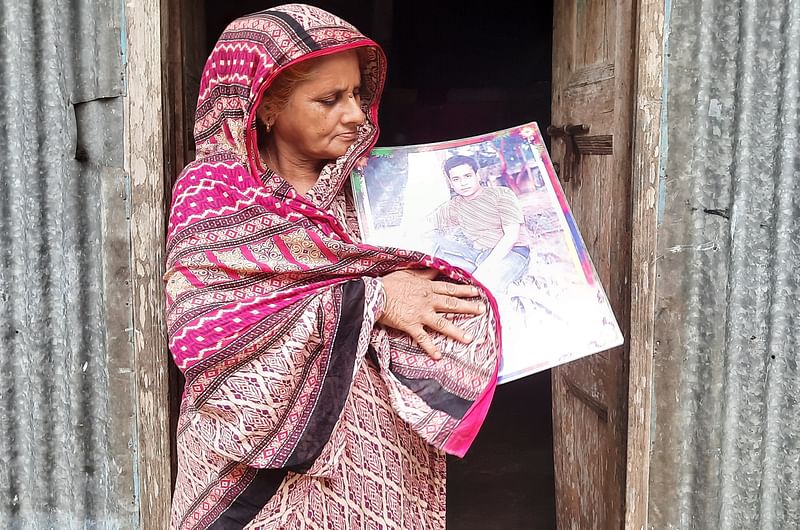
[329,147,353,160]
[337,136,360,152]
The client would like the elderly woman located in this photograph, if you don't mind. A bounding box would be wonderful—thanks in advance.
[164,4,501,529]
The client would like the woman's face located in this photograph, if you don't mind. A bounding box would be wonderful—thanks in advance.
[270,50,365,163]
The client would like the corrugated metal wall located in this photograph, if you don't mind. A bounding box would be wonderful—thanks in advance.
[651,0,800,528]
[0,0,139,528]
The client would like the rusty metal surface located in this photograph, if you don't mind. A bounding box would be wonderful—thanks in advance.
[0,0,138,528]
[651,0,800,528]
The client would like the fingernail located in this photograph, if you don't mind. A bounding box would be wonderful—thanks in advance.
[471,286,479,295]
[478,304,486,313]
[464,333,474,342]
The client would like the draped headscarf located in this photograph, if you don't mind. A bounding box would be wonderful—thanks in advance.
[164,4,501,477]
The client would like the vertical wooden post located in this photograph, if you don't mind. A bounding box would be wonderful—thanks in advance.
[625,0,665,528]
[124,0,172,527]
[550,0,635,525]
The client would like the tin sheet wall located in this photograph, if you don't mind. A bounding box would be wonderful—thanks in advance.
[651,0,800,528]
[0,0,138,528]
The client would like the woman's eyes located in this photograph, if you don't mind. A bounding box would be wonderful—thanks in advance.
[318,91,361,106]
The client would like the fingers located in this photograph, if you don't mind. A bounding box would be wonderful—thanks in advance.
[430,281,485,314]
[431,280,479,298]
[424,312,474,345]
[403,270,482,302]
[432,293,486,315]
[409,325,442,360]
[408,313,474,361]
[379,268,487,362]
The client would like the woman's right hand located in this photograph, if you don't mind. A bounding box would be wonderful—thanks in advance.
[377,269,486,360]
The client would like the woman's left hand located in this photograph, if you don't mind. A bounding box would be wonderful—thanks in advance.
[377,269,486,360]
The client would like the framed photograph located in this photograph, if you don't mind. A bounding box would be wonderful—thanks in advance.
[351,122,623,384]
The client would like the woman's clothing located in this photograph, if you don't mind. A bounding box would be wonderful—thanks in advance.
[164,5,501,529]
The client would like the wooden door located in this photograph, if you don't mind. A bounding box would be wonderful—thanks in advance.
[550,0,635,528]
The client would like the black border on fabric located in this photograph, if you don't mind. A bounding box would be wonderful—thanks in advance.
[207,280,365,529]
[285,280,365,471]
[268,11,321,52]
[207,468,287,530]
[391,371,473,419]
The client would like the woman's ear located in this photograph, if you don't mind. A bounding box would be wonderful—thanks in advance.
[256,104,273,132]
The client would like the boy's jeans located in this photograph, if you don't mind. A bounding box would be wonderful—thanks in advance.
[433,237,529,296]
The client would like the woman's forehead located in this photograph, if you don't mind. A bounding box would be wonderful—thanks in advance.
[307,50,360,75]
[295,52,362,89]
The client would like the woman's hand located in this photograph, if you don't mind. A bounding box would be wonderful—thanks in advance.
[377,269,486,360]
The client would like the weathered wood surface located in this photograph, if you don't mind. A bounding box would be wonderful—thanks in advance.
[125,0,172,527]
[551,0,636,527]
[625,0,665,528]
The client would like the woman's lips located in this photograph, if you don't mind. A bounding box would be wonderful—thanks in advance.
[337,131,358,141]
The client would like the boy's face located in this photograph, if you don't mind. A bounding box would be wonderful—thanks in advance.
[447,163,481,198]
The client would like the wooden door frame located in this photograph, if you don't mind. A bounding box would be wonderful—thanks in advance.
[625,0,664,528]
[125,0,173,528]
[126,0,665,528]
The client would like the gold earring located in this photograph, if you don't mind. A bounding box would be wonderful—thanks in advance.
[265,122,271,133]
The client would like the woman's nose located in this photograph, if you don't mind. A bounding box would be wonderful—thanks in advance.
[343,95,365,125]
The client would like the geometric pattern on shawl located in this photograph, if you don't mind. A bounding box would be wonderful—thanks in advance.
[164,4,501,528]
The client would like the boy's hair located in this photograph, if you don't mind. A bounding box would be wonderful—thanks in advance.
[443,154,479,178]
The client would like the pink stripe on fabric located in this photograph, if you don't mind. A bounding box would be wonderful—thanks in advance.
[264,279,352,315]
[240,245,273,272]
[205,250,242,280]
[443,333,502,457]
[439,259,503,458]
[306,230,339,264]
[444,381,498,457]
[272,235,310,271]
[176,264,205,289]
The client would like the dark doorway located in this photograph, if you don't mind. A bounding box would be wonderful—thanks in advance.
[185,2,557,528]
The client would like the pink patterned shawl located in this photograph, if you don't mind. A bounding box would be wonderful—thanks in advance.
[165,4,500,528]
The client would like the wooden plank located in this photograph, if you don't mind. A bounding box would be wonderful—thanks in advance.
[551,0,636,527]
[180,0,207,165]
[124,0,172,527]
[625,0,665,528]
[567,62,616,88]
[563,78,616,112]
[574,135,614,155]
[161,0,186,192]
[563,373,610,421]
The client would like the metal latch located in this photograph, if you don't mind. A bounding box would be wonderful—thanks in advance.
[546,123,590,138]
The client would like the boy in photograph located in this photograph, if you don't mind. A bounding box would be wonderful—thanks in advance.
[428,154,531,296]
